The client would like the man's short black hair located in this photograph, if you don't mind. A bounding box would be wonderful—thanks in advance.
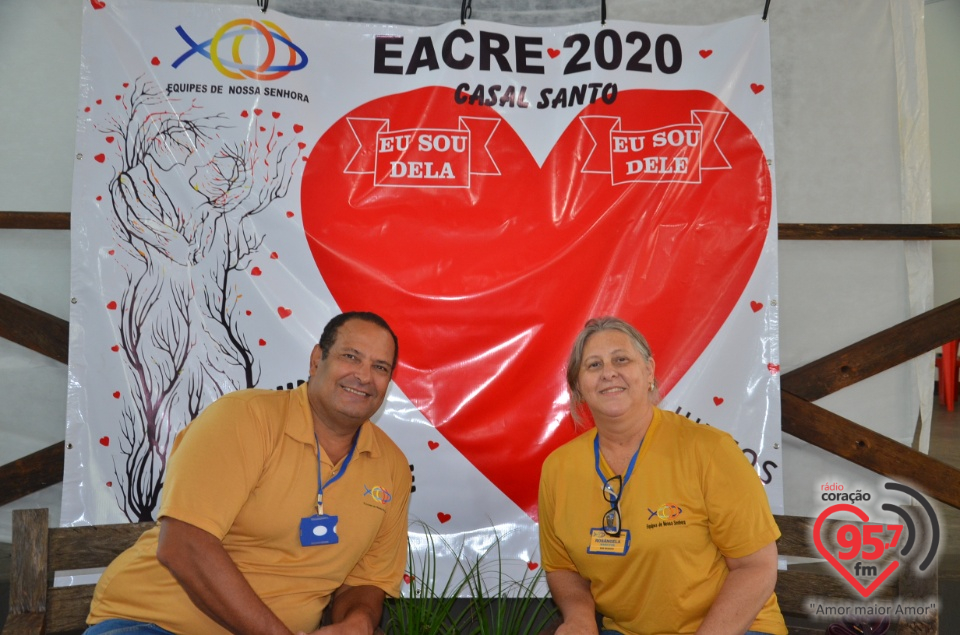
[318,311,399,371]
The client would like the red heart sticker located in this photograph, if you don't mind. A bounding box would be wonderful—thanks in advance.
[90,0,106,9]
[403,573,413,584]
[699,49,713,58]
[437,512,452,524]
[254,108,263,116]
[286,211,295,218]
[151,57,161,66]
[547,48,560,58]
[527,561,539,571]
[110,345,120,352]
[293,124,304,133]
[272,112,281,119]
[712,396,724,406]
[302,87,770,518]
[241,110,250,118]
[813,504,900,598]
[427,440,439,450]
[277,306,293,319]
[250,267,262,276]
[259,339,267,346]
[99,436,110,446]
[94,154,106,163]
[106,481,113,487]
[750,83,765,94]
[112,391,121,399]
[767,363,780,375]
[750,300,763,312]
[106,300,117,310]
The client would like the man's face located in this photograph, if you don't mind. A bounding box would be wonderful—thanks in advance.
[307,318,396,431]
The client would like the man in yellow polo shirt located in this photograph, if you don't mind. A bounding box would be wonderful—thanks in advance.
[86,311,411,635]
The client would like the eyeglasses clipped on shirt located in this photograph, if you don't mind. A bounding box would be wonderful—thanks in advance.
[601,474,622,537]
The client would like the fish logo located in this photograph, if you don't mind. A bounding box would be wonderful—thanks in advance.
[647,503,683,521]
[363,484,393,505]
[173,19,308,80]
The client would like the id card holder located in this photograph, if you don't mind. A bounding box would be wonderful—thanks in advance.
[300,514,339,546]
[586,528,630,555]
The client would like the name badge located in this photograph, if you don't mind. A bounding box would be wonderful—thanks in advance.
[300,514,339,546]
[587,528,630,556]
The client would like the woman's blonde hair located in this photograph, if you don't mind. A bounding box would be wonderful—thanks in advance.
[565,316,659,427]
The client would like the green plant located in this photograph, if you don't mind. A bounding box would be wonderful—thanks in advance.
[383,521,558,635]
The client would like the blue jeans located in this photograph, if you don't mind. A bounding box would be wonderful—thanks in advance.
[84,619,176,635]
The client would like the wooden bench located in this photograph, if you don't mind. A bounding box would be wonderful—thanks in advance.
[3,509,940,634]
[3,508,154,635]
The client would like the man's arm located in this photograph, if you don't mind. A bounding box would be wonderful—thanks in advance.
[317,584,386,634]
[156,517,293,635]
[694,540,779,635]
[545,569,600,635]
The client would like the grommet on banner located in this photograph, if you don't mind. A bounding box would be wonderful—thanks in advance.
[257,0,268,13]
[762,0,771,21]
[460,0,472,25]
[601,0,607,25]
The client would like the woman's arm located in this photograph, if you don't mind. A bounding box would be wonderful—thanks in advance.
[545,569,600,635]
[694,540,779,635]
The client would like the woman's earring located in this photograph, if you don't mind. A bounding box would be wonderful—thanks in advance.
[649,382,655,392]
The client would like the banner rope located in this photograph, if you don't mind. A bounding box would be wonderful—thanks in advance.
[762,0,771,21]
[460,0,472,25]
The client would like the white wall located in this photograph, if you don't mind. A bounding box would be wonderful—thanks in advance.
[928,0,960,307]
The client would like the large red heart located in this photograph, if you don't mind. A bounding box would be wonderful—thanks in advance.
[813,504,900,598]
[302,87,770,519]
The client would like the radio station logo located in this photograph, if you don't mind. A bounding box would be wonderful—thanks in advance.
[172,19,308,80]
[813,482,940,599]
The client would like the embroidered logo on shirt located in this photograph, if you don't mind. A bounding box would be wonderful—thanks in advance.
[363,484,393,504]
[645,503,686,529]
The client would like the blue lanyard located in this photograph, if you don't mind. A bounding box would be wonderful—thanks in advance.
[314,431,359,515]
[594,432,642,494]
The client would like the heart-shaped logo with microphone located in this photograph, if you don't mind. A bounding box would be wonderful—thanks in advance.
[813,504,901,598]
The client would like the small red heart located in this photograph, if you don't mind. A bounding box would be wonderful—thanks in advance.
[90,0,106,9]
[437,512,452,524]
[111,345,120,352]
[767,363,780,374]
[106,300,117,310]
[84,106,91,112]
[270,252,279,259]
[713,396,724,406]
[245,310,252,316]
[105,136,114,143]
[151,57,161,66]
[122,82,129,88]
[112,391,121,399]
[527,561,539,571]
[699,49,713,59]
[241,110,249,118]
[298,142,306,150]
[96,195,103,201]
[272,112,281,119]
[750,300,763,312]
[99,436,110,446]
[278,306,293,319]
[259,338,267,346]
[254,108,263,116]
[547,48,560,59]
[293,124,304,133]
[94,154,106,163]
[250,267,262,276]
[106,481,113,487]
[750,83,765,94]
[96,99,102,105]
[115,95,121,100]
[403,573,413,584]
[277,131,284,137]
[813,504,900,598]
[286,211,295,218]
[107,248,114,255]
[260,126,266,132]
[427,440,439,450]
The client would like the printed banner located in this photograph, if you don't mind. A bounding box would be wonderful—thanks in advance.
[65,0,781,590]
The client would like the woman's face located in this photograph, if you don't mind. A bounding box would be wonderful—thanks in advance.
[577,329,655,424]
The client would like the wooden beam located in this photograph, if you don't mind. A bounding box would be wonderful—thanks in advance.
[781,390,960,510]
[781,297,960,401]
[0,293,69,364]
[779,223,960,240]
[0,443,65,507]
[0,211,70,230]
